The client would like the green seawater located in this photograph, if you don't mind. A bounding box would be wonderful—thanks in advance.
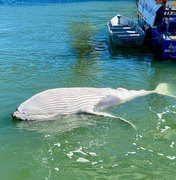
[0,1,176,179]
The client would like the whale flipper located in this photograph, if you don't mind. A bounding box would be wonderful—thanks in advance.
[82,108,136,129]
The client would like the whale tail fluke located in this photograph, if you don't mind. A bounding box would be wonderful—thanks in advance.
[155,83,176,98]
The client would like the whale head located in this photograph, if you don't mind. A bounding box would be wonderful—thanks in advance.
[12,108,29,121]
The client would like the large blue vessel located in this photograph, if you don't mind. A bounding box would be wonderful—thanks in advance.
[137,0,176,60]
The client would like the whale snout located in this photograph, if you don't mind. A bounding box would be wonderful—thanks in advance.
[12,110,28,121]
[12,110,20,119]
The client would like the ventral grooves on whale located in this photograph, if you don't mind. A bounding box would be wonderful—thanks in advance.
[12,84,171,122]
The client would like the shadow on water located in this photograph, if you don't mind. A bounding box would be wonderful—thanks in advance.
[69,22,108,59]
[69,22,96,58]
[67,22,108,85]
[107,36,152,60]
[12,111,137,134]
[13,115,97,134]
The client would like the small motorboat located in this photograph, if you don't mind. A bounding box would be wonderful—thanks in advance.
[107,14,146,47]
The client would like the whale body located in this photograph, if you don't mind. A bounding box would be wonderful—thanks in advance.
[12,84,170,126]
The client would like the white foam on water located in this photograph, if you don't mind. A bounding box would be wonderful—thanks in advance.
[54,143,61,147]
[54,167,59,171]
[135,134,143,141]
[89,152,97,156]
[48,149,52,153]
[170,142,175,148]
[92,161,98,165]
[148,149,154,153]
[161,126,171,133]
[45,134,51,138]
[76,157,90,163]
[157,113,162,119]
[66,147,88,159]
[149,107,172,130]
[125,151,137,156]
[140,146,146,150]
[167,155,176,160]
[88,139,106,147]
[157,153,164,156]
[66,151,74,158]
[112,164,118,168]
[73,147,87,155]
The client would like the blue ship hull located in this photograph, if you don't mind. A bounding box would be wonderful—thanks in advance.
[150,27,176,60]
[137,0,176,60]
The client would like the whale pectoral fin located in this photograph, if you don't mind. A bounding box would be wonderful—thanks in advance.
[114,115,136,130]
[83,109,136,130]
[81,107,115,118]
[85,110,116,118]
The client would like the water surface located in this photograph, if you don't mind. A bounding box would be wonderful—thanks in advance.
[0,1,176,179]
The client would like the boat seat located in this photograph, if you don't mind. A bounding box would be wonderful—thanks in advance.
[111,27,134,31]
[115,33,140,38]
[112,30,137,34]
[110,26,132,30]
[112,25,129,27]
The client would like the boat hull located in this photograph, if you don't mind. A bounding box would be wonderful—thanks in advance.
[143,25,176,60]
[110,32,145,47]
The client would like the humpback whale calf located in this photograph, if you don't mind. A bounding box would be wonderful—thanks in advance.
[12,83,171,128]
